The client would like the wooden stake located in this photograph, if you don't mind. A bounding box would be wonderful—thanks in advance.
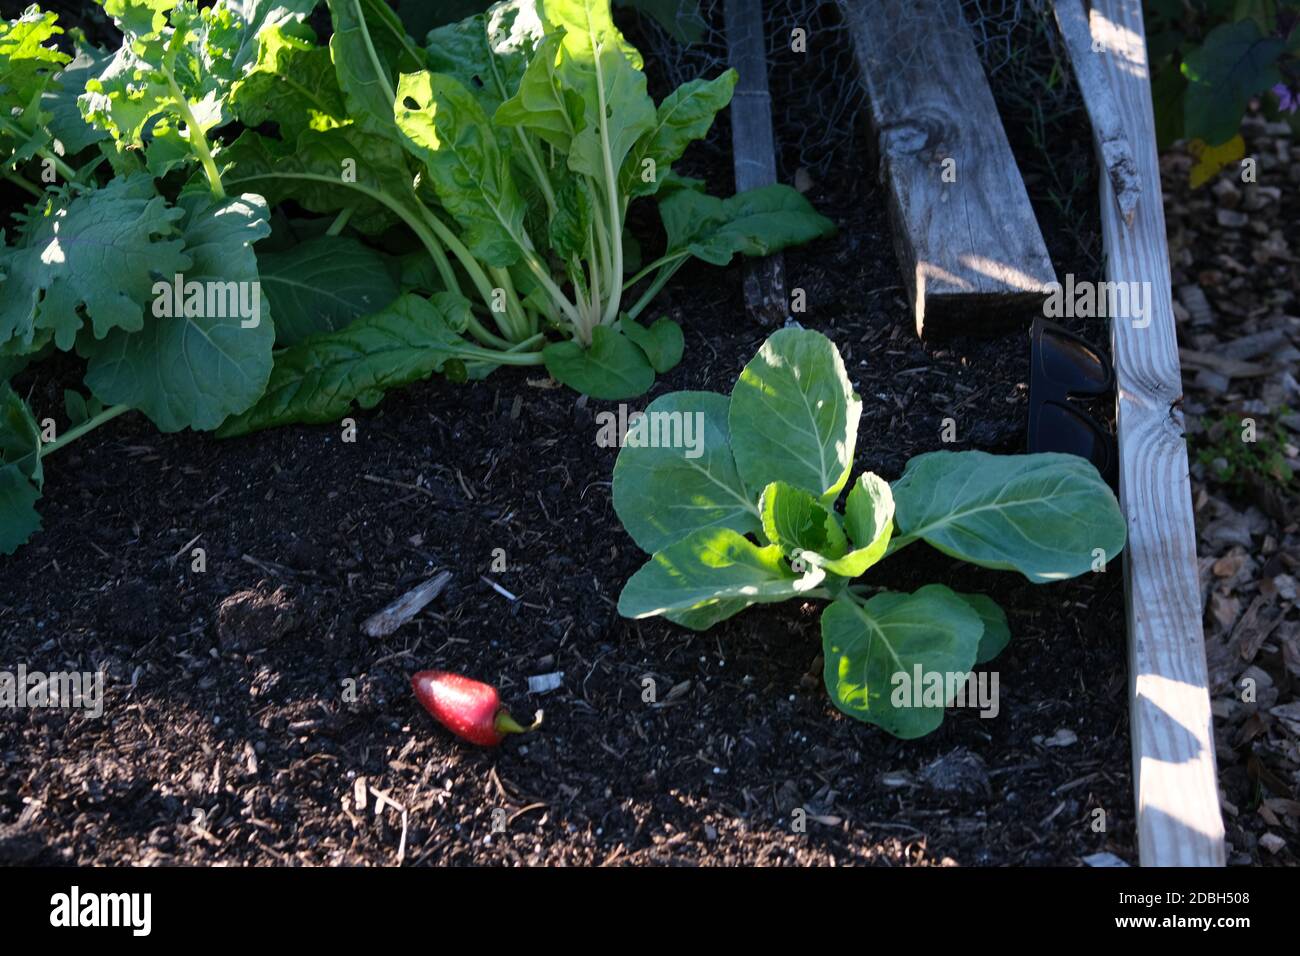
[724,0,787,325]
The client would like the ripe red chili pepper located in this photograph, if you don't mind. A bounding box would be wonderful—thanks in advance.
[411,670,538,747]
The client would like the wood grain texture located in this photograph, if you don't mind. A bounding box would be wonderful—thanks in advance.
[1052,0,1141,225]
[1093,0,1225,866]
[724,0,787,325]
[840,0,1056,337]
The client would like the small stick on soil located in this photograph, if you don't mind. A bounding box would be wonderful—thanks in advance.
[480,575,519,602]
[361,570,453,638]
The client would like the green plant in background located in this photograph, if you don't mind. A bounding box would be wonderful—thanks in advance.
[612,329,1127,738]
[1146,0,1300,185]
[1195,407,1297,490]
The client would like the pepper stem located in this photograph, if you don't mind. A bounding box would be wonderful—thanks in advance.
[494,709,542,736]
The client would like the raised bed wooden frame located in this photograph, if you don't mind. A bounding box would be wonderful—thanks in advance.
[1093,0,1225,867]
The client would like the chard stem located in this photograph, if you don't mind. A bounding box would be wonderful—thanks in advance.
[325,207,354,236]
[2,171,42,198]
[165,73,225,199]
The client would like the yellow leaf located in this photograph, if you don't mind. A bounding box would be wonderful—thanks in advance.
[1188,135,1245,189]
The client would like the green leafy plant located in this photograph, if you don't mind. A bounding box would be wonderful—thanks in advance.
[1146,0,1300,184]
[612,329,1127,738]
[0,0,835,554]
[1195,406,1296,490]
[216,0,833,413]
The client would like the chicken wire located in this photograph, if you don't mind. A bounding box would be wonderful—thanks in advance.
[629,0,1039,180]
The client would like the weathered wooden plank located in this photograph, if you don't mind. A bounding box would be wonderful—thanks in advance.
[1092,0,1225,867]
[1052,0,1141,226]
[841,0,1056,338]
[724,0,787,325]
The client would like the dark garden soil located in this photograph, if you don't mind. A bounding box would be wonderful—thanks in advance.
[0,3,1133,867]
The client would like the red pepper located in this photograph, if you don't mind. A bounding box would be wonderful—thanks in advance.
[411,670,538,747]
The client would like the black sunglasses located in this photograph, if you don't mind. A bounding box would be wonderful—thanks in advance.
[1027,318,1118,488]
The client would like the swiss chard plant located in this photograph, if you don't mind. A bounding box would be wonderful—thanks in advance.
[0,0,835,554]
[612,329,1127,738]
[215,0,834,418]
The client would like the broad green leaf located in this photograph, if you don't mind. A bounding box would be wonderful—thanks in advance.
[0,463,41,556]
[612,390,761,554]
[728,327,861,503]
[622,69,736,197]
[618,315,682,373]
[424,0,544,112]
[562,43,655,183]
[0,175,191,353]
[221,126,410,234]
[229,23,349,139]
[1181,19,1285,144]
[890,450,1126,583]
[394,70,527,267]
[758,480,847,559]
[81,192,275,432]
[811,471,893,578]
[660,183,837,266]
[0,382,42,555]
[542,325,654,399]
[494,33,584,151]
[325,0,426,143]
[820,585,983,738]
[215,293,478,437]
[0,381,42,486]
[955,591,1011,665]
[257,235,401,345]
[618,526,817,619]
[225,0,321,75]
[542,0,643,67]
[664,597,752,631]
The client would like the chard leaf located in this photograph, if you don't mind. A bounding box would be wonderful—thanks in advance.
[494,33,584,151]
[563,43,655,183]
[215,293,477,437]
[257,234,401,345]
[617,315,682,373]
[890,450,1127,583]
[811,471,893,577]
[393,70,527,267]
[424,0,544,112]
[612,390,761,554]
[660,183,836,266]
[325,0,425,142]
[81,192,275,432]
[0,175,191,354]
[955,591,1011,665]
[821,585,983,739]
[622,69,736,198]
[542,0,643,68]
[758,480,847,560]
[229,22,349,139]
[221,126,409,234]
[728,327,861,505]
[618,526,818,620]
[542,325,654,399]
